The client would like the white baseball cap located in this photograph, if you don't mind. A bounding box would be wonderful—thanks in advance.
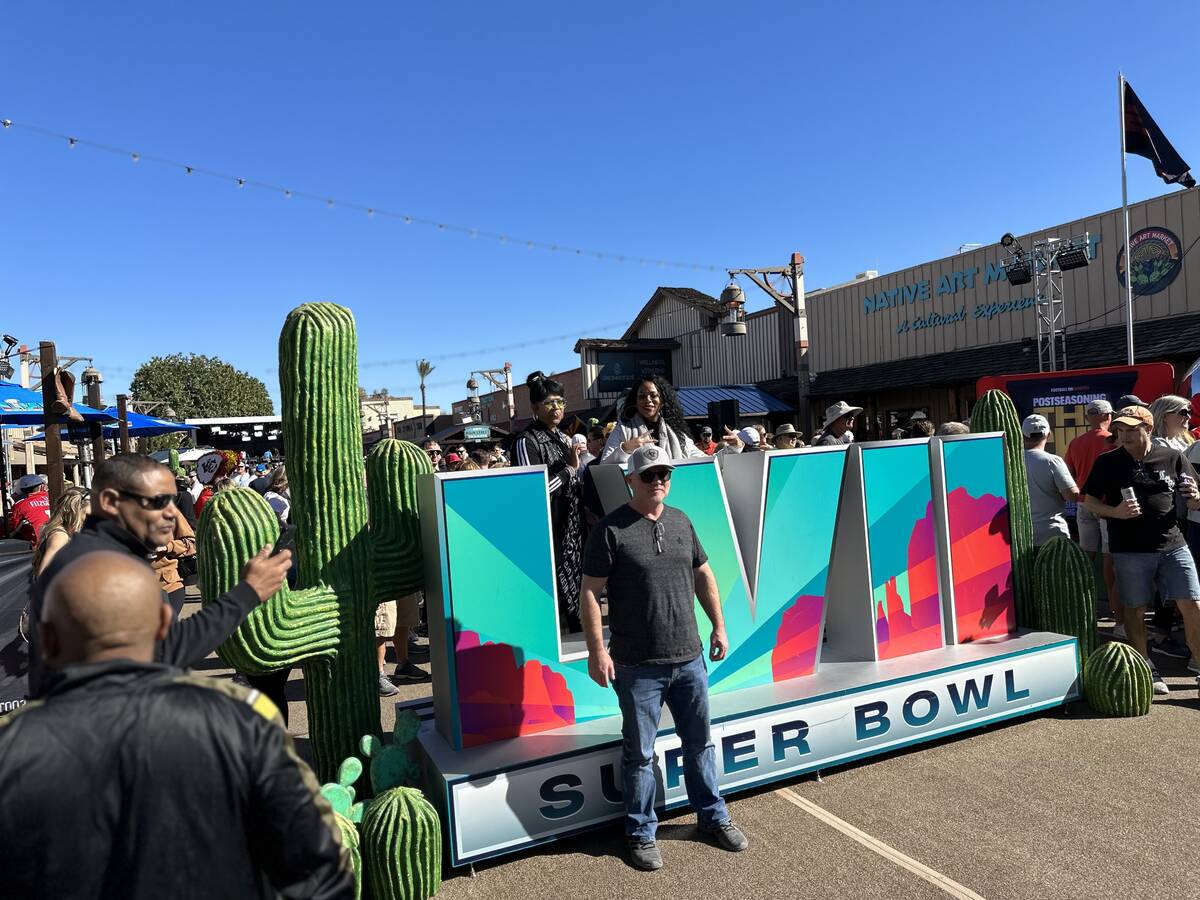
[737,427,761,446]
[625,444,675,476]
[1085,399,1113,416]
[1021,414,1050,437]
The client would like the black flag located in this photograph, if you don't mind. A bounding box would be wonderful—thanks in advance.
[1124,81,1196,189]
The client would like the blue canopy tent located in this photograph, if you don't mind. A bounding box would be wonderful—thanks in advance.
[0,380,117,427]
[22,407,190,441]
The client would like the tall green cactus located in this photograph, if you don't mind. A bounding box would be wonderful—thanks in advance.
[1033,536,1098,659]
[197,488,341,674]
[367,439,434,600]
[971,389,1037,628]
[279,302,380,779]
[362,787,443,900]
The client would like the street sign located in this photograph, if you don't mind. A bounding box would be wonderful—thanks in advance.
[463,425,491,441]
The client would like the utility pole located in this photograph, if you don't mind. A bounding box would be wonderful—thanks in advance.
[82,366,106,471]
[117,394,131,453]
[39,341,65,507]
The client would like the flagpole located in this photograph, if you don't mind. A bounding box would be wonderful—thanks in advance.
[1120,70,1135,365]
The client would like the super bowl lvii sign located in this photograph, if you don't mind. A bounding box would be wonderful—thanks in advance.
[414,435,1081,865]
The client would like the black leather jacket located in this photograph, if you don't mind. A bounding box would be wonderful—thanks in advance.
[0,659,354,900]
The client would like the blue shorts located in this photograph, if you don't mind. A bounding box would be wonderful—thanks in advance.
[1112,546,1200,608]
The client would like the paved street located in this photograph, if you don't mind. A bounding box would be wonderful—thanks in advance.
[188,595,1200,899]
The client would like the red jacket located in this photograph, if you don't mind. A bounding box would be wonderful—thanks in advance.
[8,491,51,545]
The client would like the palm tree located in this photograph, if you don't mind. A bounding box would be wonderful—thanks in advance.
[416,359,434,434]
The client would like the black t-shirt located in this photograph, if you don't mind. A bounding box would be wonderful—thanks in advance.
[582,504,707,665]
[1082,443,1195,553]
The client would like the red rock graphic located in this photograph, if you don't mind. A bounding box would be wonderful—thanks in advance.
[454,630,575,747]
[876,505,944,660]
[945,487,1015,641]
[772,595,824,682]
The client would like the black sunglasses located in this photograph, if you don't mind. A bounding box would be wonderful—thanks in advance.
[117,489,175,511]
[638,468,672,484]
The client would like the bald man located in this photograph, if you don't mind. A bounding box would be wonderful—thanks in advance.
[26,452,292,698]
[0,553,354,900]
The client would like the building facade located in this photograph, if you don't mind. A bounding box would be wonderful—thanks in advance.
[805,187,1200,437]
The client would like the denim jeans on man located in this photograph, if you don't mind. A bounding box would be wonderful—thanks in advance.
[612,654,729,842]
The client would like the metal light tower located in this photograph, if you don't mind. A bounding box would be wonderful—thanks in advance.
[999,232,1091,373]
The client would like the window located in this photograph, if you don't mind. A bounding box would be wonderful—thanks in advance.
[688,331,702,369]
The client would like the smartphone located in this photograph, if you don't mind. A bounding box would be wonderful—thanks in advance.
[273,527,297,556]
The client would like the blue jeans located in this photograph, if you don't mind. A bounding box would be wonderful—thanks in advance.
[612,654,729,843]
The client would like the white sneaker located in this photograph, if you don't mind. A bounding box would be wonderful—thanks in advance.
[1112,624,1127,640]
[1148,659,1169,695]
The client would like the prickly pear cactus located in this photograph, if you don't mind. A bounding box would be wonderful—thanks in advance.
[367,439,434,600]
[168,447,181,475]
[361,708,425,794]
[333,812,363,900]
[197,488,340,674]
[971,390,1036,628]
[1033,536,1098,659]
[320,756,366,823]
[362,787,443,900]
[1083,641,1153,716]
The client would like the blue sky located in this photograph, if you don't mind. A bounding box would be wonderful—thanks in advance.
[3,3,1197,413]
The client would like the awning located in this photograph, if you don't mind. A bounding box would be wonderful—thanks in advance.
[24,408,191,441]
[675,385,793,417]
[0,380,118,427]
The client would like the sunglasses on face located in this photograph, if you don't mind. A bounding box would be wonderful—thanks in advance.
[637,393,660,402]
[427,449,442,457]
[118,490,175,511]
[540,399,566,409]
[638,468,672,484]
[1175,408,1192,417]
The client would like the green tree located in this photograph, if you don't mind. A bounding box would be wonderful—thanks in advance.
[416,359,434,432]
[130,353,274,451]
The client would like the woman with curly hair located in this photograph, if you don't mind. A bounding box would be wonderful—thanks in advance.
[514,371,584,632]
[601,374,736,464]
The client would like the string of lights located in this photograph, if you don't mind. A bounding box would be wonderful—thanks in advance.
[0,117,725,273]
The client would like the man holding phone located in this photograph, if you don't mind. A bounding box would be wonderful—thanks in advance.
[1082,406,1200,695]
[579,445,748,872]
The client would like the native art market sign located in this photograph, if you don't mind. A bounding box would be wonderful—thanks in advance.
[860,235,1103,334]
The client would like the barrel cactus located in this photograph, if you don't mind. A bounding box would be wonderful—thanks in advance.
[1033,536,1097,659]
[333,812,363,900]
[198,488,340,674]
[367,439,433,601]
[1083,641,1153,716]
[971,390,1036,628]
[362,787,443,900]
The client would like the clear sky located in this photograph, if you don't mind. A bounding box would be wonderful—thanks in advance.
[3,2,1197,412]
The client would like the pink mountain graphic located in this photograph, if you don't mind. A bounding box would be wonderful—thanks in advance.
[876,504,943,660]
[454,630,575,747]
[944,487,1015,641]
[772,595,824,682]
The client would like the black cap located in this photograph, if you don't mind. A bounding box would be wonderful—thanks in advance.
[1117,394,1148,409]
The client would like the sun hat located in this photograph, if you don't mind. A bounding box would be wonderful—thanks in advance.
[823,401,864,427]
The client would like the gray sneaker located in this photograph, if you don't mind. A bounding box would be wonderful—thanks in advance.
[699,821,749,852]
[391,660,431,684]
[378,671,399,696]
[628,841,663,871]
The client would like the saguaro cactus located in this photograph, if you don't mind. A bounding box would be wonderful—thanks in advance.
[198,488,341,674]
[198,303,380,781]
[971,390,1037,628]
[366,439,434,601]
[279,302,380,778]
[362,787,443,900]
[1033,536,1098,659]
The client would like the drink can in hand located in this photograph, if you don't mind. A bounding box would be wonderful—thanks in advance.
[1121,487,1137,503]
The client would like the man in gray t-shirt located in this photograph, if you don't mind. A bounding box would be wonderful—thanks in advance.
[1021,414,1079,546]
[580,445,748,871]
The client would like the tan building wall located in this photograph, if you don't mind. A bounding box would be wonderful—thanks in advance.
[807,187,1200,374]
[452,368,585,424]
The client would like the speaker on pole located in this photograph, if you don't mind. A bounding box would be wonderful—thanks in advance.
[707,399,740,438]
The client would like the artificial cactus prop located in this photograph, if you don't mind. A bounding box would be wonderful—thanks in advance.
[367,439,434,601]
[1033,536,1098,660]
[362,787,443,900]
[970,390,1037,628]
[279,302,381,779]
[361,708,425,794]
[168,447,181,475]
[197,488,341,675]
[1083,641,1153,716]
[333,812,363,900]
[320,756,367,823]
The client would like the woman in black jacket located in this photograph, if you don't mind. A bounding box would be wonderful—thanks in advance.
[513,371,583,633]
